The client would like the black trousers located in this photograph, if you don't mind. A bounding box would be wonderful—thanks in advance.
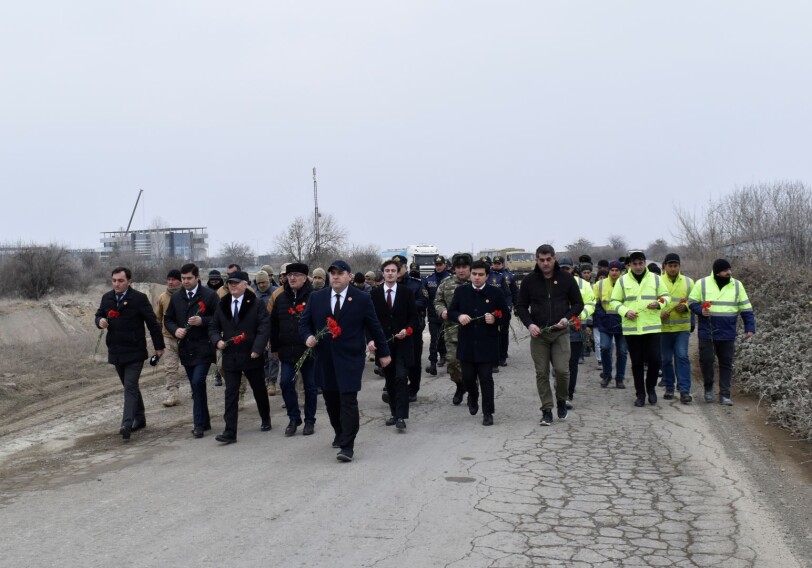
[498,312,512,360]
[407,323,424,396]
[699,339,736,397]
[115,360,145,428]
[626,334,661,397]
[384,350,410,419]
[567,341,583,398]
[223,367,270,439]
[322,390,359,451]
[461,361,495,415]
[428,319,447,363]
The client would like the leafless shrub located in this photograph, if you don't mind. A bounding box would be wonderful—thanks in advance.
[0,246,82,300]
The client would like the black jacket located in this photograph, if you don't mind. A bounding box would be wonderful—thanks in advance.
[164,284,219,366]
[515,263,584,328]
[95,287,165,365]
[449,284,506,363]
[371,283,419,367]
[270,280,313,363]
[209,289,269,371]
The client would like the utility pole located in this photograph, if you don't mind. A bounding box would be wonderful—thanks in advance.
[313,167,321,256]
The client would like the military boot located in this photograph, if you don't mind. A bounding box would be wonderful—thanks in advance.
[438,355,447,367]
[162,387,180,407]
[425,363,437,376]
[267,382,279,396]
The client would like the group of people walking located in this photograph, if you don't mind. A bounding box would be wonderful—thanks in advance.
[95,244,755,460]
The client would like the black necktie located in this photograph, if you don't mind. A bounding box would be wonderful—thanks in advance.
[387,288,393,311]
[115,294,122,303]
[333,294,341,318]
[188,291,194,300]
[233,299,239,323]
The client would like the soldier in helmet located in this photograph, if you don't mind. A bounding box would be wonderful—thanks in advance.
[434,253,472,405]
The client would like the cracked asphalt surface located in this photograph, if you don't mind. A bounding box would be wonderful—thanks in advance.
[1,332,810,567]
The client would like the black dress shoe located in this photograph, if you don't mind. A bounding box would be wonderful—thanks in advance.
[452,385,465,406]
[482,414,494,426]
[336,449,353,462]
[499,359,507,367]
[215,433,237,444]
[385,416,397,426]
[382,391,390,403]
[284,420,301,436]
[634,396,645,407]
[192,427,204,439]
[261,421,272,432]
[302,423,315,436]
[426,364,437,376]
[331,437,340,448]
[648,392,657,405]
[408,394,417,403]
[131,421,146,432]
[119,426,131,440]
[395,419,406,430]
[616,381,626,389]
[468,398,479,416]
[492,366,500,373]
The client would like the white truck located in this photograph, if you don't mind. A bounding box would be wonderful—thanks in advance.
[379,244,440,277]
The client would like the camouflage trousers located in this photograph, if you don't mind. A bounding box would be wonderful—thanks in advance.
[445,340,462,385]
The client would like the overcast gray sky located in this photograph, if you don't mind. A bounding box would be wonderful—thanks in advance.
[3,1,811,258]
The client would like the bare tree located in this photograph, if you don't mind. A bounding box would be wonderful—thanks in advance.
[607,235,627,254]
[1,246,80,300]
[219,242,255,267]
[565,237,595,260]
[274,212,348,265]
[646,238,669,261]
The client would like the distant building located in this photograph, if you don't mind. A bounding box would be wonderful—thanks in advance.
[100,227,208,263]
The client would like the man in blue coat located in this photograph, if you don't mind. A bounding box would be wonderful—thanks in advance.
[300,260,391,462]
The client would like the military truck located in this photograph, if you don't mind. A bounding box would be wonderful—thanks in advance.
[476,247,535,282]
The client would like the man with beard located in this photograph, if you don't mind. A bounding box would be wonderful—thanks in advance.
[659,253,695,404]
[595,261,628,389]
[95,267,165,440]
[311,267,326,290]
[688,259,755,405]
[271,263,318,436]
[515,245,583,426]
[164,263,219,438]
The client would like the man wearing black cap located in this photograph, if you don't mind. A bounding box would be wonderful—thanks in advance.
[422,255,450,376]
[595,260,628,388]
[659,253,695,404]
[688,259,755,405]
[300,260,391,462]
[95,267,165,440]
[209,270,272,443]
[609,251,670,408]
[434,253,473,405]
[270,262,318,436]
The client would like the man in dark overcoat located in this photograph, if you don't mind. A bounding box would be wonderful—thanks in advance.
[371,259,418,430]
[448,260,506,426]
[95,266,165,440]
[209,271,271,444]
[299,260,391,462]
[164,263,219,438]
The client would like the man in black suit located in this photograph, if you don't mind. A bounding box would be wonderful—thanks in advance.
[299,260,391,462]
[371,259,419,430]
[164,263,219,439]
[95,267,165,440]
[449,260,506,426]
[209,271,272,444]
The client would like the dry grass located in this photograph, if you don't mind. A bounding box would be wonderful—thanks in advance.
[734,264,812,441]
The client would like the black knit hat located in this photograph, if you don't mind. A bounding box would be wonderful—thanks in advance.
[663,253,681,265]
[167,269,182,280]
[712,259,732,274]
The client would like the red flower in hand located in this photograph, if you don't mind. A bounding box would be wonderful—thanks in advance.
[107,309,120,318]
[233,332,247,345]
[492,310,503,319]
[296,304,305,313]
[197,301,206,314]
[658,297,666,304]
[702,301,712,309]
[326,317,342,339]
[406,327,414,336]
[570,315,581,331]
[288,307,296,316]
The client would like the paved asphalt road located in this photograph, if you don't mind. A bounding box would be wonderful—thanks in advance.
[0,332,809,567]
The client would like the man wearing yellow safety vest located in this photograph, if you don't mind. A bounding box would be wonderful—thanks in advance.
[558,258,595,409]
[609,251,670,408]
[688,259,755,406]
[659,253,695,404]
[594,261,628,389]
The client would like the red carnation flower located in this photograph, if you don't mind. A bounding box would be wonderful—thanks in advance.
[658,297,665,304]
[197,301,206,314]
[702,301,712,309]
[107,309,120,318]
[493,310,503,319]
[406,327,414,336]
[288,307,296,316]
[296,304,305,313]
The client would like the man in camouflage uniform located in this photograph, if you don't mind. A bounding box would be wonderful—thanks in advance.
[434,253,472,405]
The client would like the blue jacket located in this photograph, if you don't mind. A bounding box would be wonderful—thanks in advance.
[422,270,450,322]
